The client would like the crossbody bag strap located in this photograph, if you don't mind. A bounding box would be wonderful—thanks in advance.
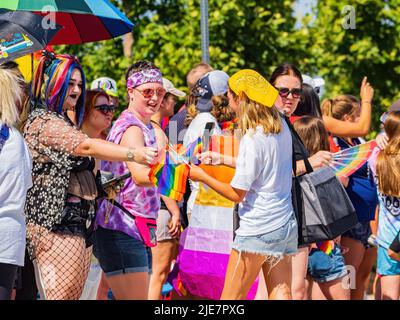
[105,198,136,221]
[282,115,313,175]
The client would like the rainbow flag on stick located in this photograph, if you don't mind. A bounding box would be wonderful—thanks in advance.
[181,137,202,162]
[149,144,191,201]
[329,140,377,178]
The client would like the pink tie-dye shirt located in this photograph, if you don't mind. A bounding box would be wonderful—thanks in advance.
[96,110,160,241]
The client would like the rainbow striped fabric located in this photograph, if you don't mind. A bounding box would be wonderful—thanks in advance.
[148,137,202,201]
[149,145,190,201]
[330,140,377,178]
[316,240,334,255]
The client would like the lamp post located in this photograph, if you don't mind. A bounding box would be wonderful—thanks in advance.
[200,0,210,63]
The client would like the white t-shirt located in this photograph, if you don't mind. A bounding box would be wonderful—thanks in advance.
[183,113,222,213]
[0,124,32,266]
[231,120,294,236]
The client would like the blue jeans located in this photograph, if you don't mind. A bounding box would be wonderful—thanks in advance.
[93,226,152,277]
[307,244,347,283]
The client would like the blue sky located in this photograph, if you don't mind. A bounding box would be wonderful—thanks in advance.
[293,0,316,28]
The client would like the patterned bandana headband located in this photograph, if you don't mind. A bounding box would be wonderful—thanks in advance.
[126,68,163,89]
[228,69,278,108]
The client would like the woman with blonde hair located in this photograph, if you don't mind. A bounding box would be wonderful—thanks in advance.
[0,62,32,300]
[371,111,400,299]
[190,69,297,300]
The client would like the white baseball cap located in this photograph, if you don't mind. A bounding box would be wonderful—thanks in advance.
[163,78,186,98]
[91,77,118,98]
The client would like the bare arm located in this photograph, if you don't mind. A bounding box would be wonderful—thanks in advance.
[294,151,332,176]
[161,195,181,238]
[323,76,374,138]
[118,126,156,187]
[74,138,155,165]
[199,151,237,168]
[189,165,246,203]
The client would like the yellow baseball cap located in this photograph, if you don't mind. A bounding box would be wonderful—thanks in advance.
[228,69,278,108]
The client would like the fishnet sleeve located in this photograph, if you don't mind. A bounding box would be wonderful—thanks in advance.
[38,117,88,155]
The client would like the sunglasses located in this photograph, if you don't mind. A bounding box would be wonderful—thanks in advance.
[95,104,116,115]
[135,88,166,99]
[276,87,302,99]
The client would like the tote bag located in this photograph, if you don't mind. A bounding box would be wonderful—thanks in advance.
[285,117,357,244]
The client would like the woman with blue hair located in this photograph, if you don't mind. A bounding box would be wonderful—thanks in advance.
[23,52,158,300]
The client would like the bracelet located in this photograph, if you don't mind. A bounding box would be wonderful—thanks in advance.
[126,148,135,162]
[361,100,372,104]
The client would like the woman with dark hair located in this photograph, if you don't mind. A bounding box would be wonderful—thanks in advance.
[293,83,322,118]
[270,62,333,300]
[24,53,157,300]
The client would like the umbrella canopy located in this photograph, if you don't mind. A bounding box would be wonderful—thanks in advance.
[1,0,134,44]
[0,10,61,64]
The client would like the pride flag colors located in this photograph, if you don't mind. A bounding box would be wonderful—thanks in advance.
[330,140,377,178]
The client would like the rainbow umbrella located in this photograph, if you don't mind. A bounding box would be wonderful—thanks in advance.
[1,0,134,44]
[0,10,60,64]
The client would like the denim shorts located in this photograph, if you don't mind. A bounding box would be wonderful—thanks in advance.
[93,226,152,277]
[307,244,348,283]
[342,220,372,249]
[232,215,298,259]
[377,245,400,276]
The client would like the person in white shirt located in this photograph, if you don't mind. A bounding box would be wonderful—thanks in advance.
[189,69,297,300]
[183,70,232,213]
[0,62,32,300]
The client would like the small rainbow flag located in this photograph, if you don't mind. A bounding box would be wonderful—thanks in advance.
[219,119,237,132]
[149,144,190,201]
[329,140,377,178]
[181,137,202,162]
[317,240,334,255]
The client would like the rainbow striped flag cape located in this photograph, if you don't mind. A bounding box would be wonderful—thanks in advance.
[329,140,377,178]
[148,137,202,201]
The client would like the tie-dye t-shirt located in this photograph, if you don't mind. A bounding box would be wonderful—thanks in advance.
[95,110,160,241]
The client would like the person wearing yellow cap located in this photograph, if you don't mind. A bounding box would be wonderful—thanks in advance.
[189,69,297,300]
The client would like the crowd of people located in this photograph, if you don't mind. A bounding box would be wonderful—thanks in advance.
[0,50,400,300]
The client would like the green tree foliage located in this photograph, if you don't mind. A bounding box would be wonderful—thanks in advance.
[57,0,400,136]
[57,0,305,105]
[299,0,400,135]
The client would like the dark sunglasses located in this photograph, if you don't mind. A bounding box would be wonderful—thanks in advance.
[276,87,302,99]
[95,104,116,114]
[135,88,166,99]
